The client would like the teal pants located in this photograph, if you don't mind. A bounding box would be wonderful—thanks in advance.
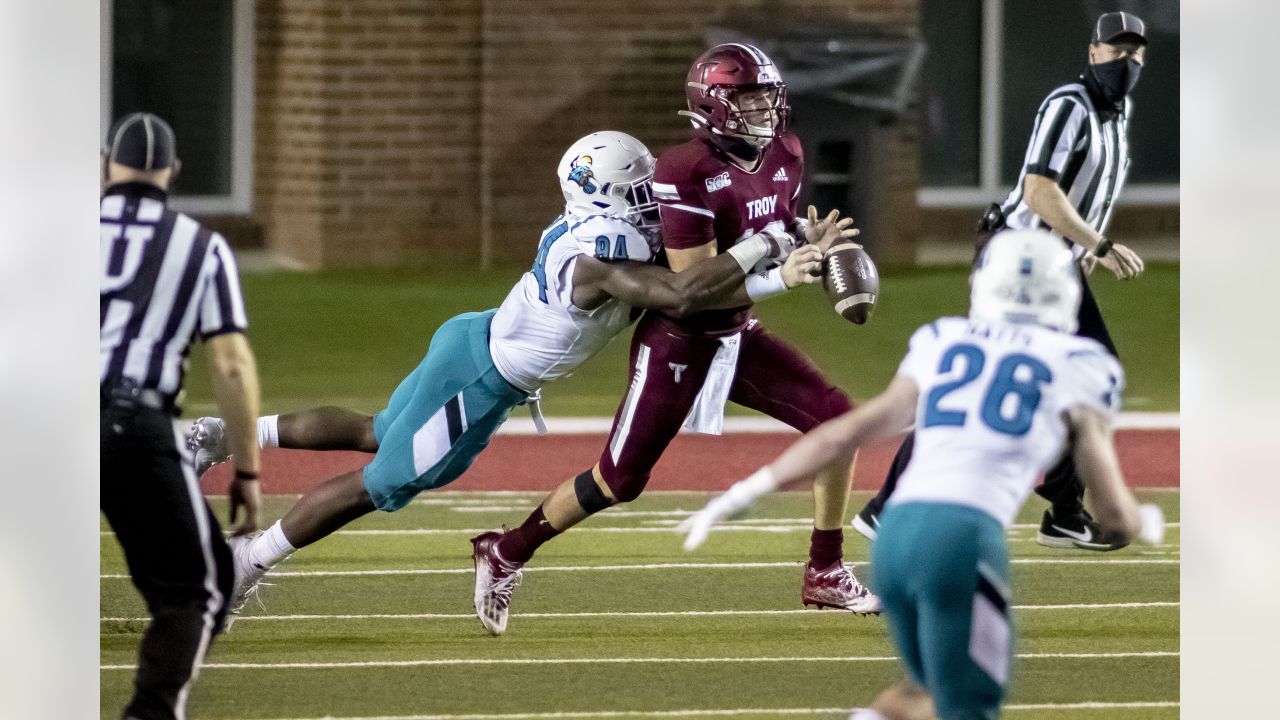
[364,310,526,511]
[872,502,1013,720]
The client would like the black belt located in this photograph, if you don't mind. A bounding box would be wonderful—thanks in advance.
[101,381,177,414]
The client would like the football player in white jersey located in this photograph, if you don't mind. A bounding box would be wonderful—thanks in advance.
[680,229,1164,720]
[187,130,840,617]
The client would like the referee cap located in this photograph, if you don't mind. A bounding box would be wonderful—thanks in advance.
[1092,11,1147,45]
[104,112,177,171]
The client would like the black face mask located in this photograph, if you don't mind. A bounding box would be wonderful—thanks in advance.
[1086,56,1142,109]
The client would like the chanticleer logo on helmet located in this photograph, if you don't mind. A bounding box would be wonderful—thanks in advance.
[567,156,597,194]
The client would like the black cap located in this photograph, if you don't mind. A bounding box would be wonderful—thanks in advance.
[103,113,177,171]
[1091,11,1147,46]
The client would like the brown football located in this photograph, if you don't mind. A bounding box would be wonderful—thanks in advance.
[823,242,879,324]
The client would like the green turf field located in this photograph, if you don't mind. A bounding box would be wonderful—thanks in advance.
[180,264,1179,417]
[101,490,1180,719]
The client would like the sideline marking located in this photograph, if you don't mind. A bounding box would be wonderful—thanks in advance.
[491,413,1179,435]
[99,521,1180,537]
[100,601,1179,623]
[101,650,1179,671]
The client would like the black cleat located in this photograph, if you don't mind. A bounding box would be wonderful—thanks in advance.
[1036,508,1129,551]
[852,502,881,542]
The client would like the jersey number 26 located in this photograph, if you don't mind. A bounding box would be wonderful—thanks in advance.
[922,343,1053,437]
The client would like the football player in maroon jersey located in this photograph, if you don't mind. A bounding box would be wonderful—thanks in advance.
[473,43,876,635]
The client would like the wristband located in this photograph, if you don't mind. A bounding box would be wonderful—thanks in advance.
[744,267,788,301]
[726,234,771,273]
[1093,238,1113,258]
[234,469,260,481]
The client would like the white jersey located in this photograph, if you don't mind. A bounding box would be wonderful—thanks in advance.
[489,211,653,393]
[890,316,1124,527]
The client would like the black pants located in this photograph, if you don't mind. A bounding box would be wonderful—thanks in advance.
[101,405,234,720]
[866,265,1118,517]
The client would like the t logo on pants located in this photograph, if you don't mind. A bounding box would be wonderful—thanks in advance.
[669,363,688,383]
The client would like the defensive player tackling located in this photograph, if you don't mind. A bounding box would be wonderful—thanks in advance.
[680,229,1165,720]
[189,131,830,616]
[471,42,877,637]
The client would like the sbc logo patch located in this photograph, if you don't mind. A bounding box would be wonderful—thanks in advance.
[705,172,731,193]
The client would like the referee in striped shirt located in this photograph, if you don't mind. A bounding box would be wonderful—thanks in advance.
[101,112,264,720]
[855,12,1149,550]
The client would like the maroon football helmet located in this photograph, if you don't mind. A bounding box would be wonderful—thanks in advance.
[679,43,790,151]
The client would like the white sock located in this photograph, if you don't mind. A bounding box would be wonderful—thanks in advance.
[848,711,887,720]
[257,415,280,448]
[247,520,296,570]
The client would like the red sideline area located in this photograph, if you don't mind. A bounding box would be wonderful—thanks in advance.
[200,429,1178,494]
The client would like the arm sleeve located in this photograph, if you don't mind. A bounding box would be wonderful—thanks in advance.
[197,234,249,339]
[652,159,716,251]
[1023,96,1088,181]
[1058,347,1125,419]
[895,322,943,386]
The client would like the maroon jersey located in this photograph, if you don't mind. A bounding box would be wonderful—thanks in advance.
[651,134,804,334]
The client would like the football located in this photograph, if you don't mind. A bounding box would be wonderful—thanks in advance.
[823,242,879,324]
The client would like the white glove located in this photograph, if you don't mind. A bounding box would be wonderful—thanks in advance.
[1137,503,1165,546]
[677,469,778,551]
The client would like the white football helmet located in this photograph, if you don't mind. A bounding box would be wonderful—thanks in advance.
[970,229,1081,334]
[558,131,660,239]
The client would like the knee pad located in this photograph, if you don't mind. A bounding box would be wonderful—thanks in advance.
[573,470,615,514]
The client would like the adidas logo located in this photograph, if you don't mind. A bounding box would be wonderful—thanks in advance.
[772,168,788,182]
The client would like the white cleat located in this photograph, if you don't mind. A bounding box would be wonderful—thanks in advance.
[186,417,230,476]
[470,531,523,636]
[225,532,271,629]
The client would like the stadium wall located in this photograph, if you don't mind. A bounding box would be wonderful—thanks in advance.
[249,0,920,269]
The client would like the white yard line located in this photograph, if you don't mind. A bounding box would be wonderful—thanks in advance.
[101,650,1178,671]
[100,601,1179,623]
[220,702,1178,720]
[100,557,1178,580]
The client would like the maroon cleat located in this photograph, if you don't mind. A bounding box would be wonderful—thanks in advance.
[471,531,524,635]
[802,561,881,614]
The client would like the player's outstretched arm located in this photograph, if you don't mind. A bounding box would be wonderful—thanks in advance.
[574,234,819,317]
[1066,405,1153,545]
[679,375,918,550]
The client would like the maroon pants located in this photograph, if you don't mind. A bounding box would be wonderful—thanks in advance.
[598,313,853,501]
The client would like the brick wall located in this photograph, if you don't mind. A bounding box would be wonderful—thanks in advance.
[252,0,919,269]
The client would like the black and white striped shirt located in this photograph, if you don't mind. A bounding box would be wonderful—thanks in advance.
[1001,82,1131,257]
[100,182,248,403]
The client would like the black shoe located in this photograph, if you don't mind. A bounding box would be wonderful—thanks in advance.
[852,502,881,541]
[1036,508,1129,551]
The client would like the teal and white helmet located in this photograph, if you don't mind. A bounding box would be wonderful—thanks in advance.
[557,131,659,238]
[970,229,1081,334]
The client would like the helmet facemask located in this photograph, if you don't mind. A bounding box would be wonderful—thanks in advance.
[715,84,789,148]
[604,174,661,244]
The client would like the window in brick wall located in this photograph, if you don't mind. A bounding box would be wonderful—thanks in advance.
[102,0,255,214]
[920,0,982,187]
